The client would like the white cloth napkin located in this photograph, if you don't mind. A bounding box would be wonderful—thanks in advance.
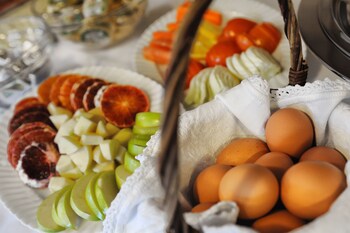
[103,76,350,233]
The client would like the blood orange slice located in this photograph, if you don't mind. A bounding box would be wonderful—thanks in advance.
[83,82,106,111]
[37,75,59,105]
[70,78,104,111]
[50,75,69,105]
[8,128,56,168]
[101,85,150,128]
[8,111,54,134]
[59,74,88,111]
[14,97,40,114]
[7,122,55,168]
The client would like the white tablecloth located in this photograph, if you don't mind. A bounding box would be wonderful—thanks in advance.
[0,0,340,232]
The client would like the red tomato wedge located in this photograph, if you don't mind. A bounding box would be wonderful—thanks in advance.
[143,45,171,65]
[235,33,256,51]
[186,59,205,89]
[101,85,150,128]
[249,23,281,53]
[220,18,257,41]
[206,41,241,67]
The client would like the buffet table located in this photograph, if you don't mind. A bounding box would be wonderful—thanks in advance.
[0,0,341,232]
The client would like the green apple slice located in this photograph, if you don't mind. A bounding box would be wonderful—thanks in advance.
[92,161,116,173]
[37,190,66,232]
[93,146,108,164]
[81,134,104,146]
[135,112,161,128]
[96,121,109,138]
[132,125,159,136]
[113,128,133,147]
[106,123,120,136]
[95,171,118,214]
[56,188,80,229]
[85,173,105,220]
[127,139,146,156]
[57,135,82,154]
[69,146,93,173]
[133,134,151,141]
[115,165,132,190]
[48,177,74,194]
[51,185,73,228]
[56,156,83,180]
[70,173,99,221]
[100,139,121,160]
[124,152,140,173]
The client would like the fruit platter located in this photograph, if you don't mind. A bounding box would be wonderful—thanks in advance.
[135,0,292,109]
[0,66,163,232]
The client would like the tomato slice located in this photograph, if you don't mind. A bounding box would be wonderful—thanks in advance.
[205,41,241,67]
[249,23,281,53]
[220,18,257,41]
[186,59,205,89]
[235,33,255,51]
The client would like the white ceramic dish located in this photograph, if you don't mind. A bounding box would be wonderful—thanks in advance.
[0,66,163,232]
[134,0,291,88]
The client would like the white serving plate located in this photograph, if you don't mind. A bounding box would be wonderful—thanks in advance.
[0,66,164,232]
[134,0,291,89]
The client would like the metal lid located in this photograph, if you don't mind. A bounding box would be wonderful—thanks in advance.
[299,0,350,78]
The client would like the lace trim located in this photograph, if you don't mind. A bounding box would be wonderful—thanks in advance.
[271,78,350,100]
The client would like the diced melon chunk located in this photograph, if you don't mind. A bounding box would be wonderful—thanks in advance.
[93,146,108,164]
[81,134,104,146]
[69,146,93,173]
[92,161,115,173]
[48,102,73,117]
[56,156,83,179]
[106,123,120,136]
[48,177,74,193]
[113,128,133,147]
[74,116,97,136]
[99,139,121,160]
[96,121,109,138]
[50,114,71,129]
[57,135,82,154]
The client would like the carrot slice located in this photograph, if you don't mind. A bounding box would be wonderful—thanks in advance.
[204,10,222,26]
[167,22,180,32]
[143,45,171,65]
[101,85,150,128]
[152,31,175,41]
[37,75,59,105]
[149,39,173,50]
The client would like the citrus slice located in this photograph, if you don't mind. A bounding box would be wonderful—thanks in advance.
[8,111,54,134]
[50,75,69,105]
[38,75,59,105]
[101,85,150,128]
[14,97,40,114]
[83,82,106,111]
[59,74,87,111]
[71,78,104,111]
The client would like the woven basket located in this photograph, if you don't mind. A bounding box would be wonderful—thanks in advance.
[158,0,308,232]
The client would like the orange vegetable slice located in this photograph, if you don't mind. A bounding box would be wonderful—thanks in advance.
[59,74,87,111]
[101,85,150,128]
[37,75,59,105]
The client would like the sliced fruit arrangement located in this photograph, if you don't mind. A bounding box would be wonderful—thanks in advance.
[142,1,283,103]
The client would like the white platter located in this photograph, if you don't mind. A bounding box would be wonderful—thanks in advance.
[134,0,291,88]
[0,66,164,232]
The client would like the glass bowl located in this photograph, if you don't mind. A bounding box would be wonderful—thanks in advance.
[0,16,53,107]
[31,0,147,49]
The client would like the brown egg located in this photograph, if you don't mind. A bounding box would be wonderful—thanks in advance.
[255,152,294,181]
[300,146,346,171]
[219,164,279,219]
[252,210,305,233]
[281,161,346,219]
[194,164,231,203]
[216,138,269,166]
[265,108,314,159]
[191,203,215,213]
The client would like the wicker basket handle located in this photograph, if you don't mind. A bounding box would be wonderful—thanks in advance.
[158,0,308,232]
